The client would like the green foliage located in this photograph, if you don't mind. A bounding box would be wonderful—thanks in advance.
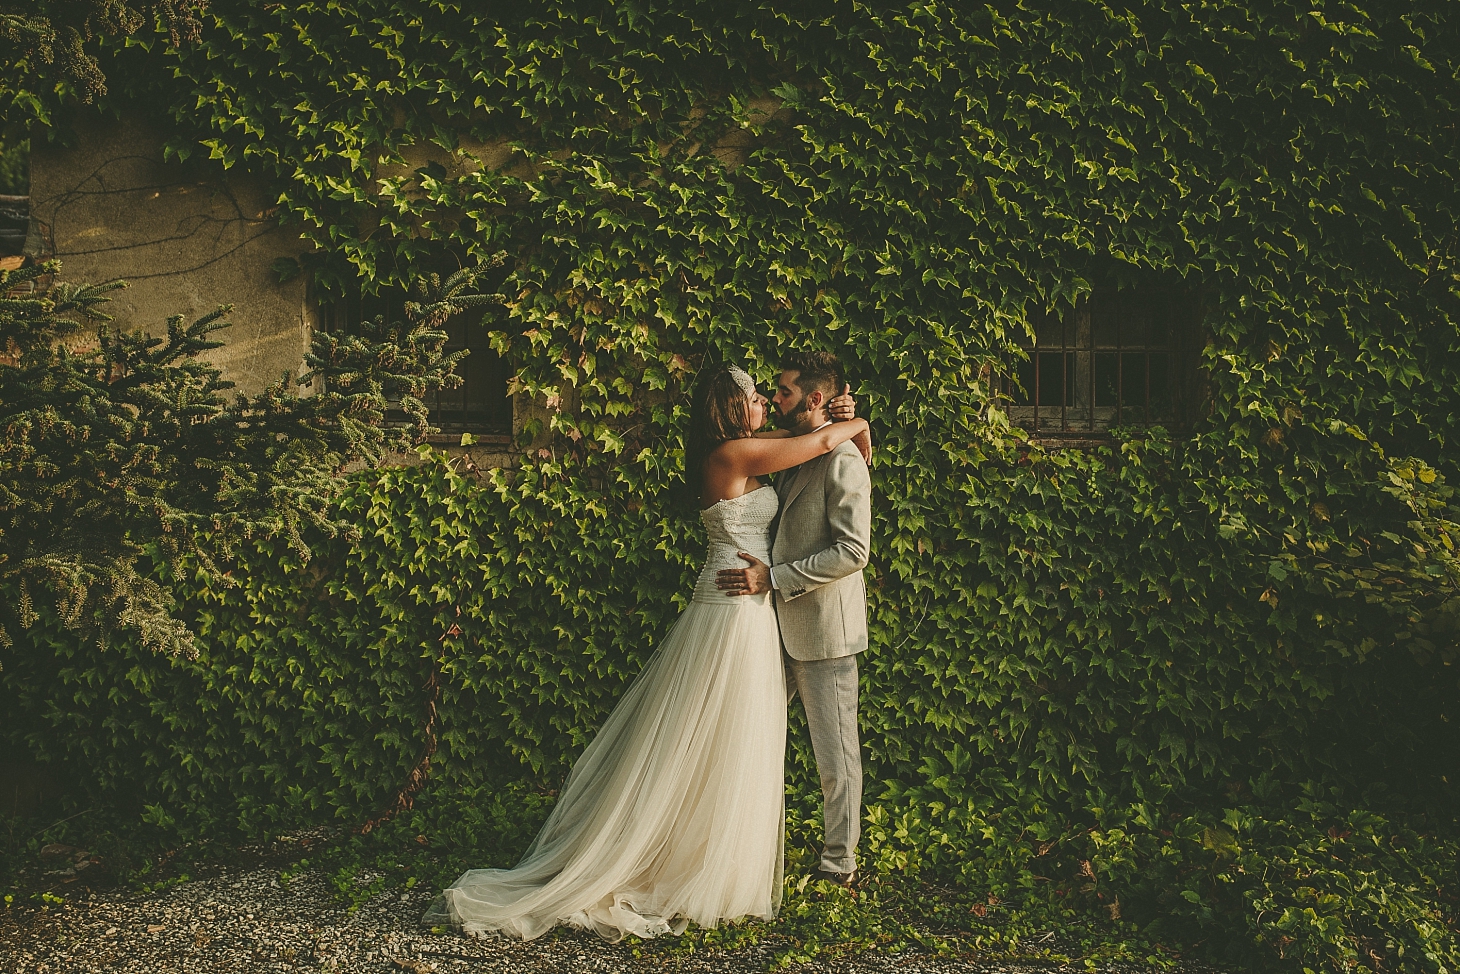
[6,449,1457,970]
[1300,449,1460,673]
[1088,793,1460,972]
[0,259,487,653]
[0,135,24,193]
[0,1,206,109]
[3,2,1460,971]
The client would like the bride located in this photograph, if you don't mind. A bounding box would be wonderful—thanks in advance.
[424,364,871,942]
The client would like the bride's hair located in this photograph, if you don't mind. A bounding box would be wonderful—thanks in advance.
[683,367,754,502]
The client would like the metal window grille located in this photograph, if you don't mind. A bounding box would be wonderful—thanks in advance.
[318,285,511,435]
[1005,289,1197,436]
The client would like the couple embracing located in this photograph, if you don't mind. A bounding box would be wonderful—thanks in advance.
[426,352,873,941]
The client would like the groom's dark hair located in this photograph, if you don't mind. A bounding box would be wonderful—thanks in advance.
[782,350,844,404]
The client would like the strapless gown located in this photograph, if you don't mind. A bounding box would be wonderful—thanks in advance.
[425,486,787,941]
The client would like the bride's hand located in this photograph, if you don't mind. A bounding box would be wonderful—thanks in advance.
[853,427,872,466]
[827,384,856,421]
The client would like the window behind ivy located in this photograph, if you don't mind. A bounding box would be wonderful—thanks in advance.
[318,284,512,436]
[1005,289,1199,436]
[0,194,27,256]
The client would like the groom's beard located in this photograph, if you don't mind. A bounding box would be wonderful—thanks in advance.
[775,394,814,432]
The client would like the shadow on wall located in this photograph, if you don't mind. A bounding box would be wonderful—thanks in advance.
[25,112,313,397]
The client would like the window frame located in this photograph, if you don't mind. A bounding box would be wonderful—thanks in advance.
[0,194,28,257]
[1003,287,1202,441]
[314,280,514,444]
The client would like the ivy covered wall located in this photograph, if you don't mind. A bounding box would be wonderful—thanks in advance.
[3,2,1459,968]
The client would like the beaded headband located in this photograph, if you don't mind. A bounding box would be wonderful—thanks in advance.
[726,364,757,401]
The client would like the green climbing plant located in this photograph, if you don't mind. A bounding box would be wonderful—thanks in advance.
[0,258,495,652]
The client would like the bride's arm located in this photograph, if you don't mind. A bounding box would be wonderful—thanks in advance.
[752,425,872,466]
[715,419,870,478]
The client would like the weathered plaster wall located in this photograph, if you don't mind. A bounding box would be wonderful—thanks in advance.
[27,112,312,396]
[27,112,533,464]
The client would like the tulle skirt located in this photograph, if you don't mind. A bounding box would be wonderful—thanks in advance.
[425,594,787,941]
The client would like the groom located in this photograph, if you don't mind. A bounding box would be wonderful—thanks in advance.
[716,351,872,887]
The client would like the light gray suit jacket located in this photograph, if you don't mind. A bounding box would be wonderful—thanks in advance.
[769,440,872,661]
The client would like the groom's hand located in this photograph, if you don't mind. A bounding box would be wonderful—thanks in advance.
[827,384,856,421]
[716,553,772,596]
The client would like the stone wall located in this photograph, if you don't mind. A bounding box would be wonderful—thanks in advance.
[27,111,529,466]
[27,112,312,397]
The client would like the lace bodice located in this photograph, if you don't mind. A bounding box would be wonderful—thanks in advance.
[692,486,778,604]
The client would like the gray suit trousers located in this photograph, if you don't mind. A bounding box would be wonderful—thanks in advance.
[785,653,862,874]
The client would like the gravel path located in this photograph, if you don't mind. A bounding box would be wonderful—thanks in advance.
[0,862,1167,974]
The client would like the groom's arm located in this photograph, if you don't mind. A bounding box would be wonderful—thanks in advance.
[768,446,871,601]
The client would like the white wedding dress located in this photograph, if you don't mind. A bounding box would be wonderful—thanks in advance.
[425,486,787,941]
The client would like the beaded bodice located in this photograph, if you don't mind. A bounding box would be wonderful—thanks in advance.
[692,486,778,604]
